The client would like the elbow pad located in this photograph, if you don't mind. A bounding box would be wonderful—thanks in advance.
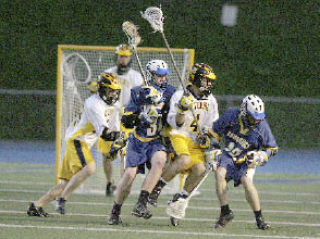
[121,113,140,128]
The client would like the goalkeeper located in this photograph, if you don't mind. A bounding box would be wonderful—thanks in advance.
[211,94,278,230]
[27,73,124,216]
[89,44,143,197]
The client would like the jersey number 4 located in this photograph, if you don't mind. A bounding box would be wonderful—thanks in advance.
[190,113,200,132]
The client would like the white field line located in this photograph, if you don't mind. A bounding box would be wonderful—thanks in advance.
[1,184,320,197]
[1,210,320,228]
[200,188,320,197]
[1,199,320,216]
[0,223,319,239]
[195,197,320,205]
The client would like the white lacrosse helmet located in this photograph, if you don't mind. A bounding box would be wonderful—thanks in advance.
[146,59,170,87]
[146,59,170,76]
[241,94,265,120]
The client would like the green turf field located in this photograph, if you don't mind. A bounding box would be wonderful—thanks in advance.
[1,162,319,239]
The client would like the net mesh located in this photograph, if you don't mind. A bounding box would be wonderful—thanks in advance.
[57,45,194,195]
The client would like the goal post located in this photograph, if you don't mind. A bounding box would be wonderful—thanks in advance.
[55,44,195,193]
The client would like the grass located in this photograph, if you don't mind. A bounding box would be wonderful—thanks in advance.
[0,162,320,239]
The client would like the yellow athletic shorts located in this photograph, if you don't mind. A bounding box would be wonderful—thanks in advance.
[58,139,95,180]
[170,134,205,172]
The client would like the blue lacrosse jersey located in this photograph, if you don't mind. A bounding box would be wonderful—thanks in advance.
[212,107,278,163]
[124,81,176,140]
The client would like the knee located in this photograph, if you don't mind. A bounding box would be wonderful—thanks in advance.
[177,154,191,169]
[86,163,96,176]
[242,176,255,190]
[125,168,137,181]
[152,152,167,169]
[192,163,206,177]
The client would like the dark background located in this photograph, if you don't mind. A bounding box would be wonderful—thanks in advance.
[1,0,319,148]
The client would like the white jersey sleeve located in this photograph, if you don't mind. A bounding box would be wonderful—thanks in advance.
[167,90,184,128]
[167,90,219,141]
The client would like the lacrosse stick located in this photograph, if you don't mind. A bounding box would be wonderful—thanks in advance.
[141,7,201,134]
[122,21,148,86]
[189,167,212,198]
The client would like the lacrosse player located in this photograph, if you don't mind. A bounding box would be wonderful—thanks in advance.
[27,73,123,216]
[97,44,144,197]
[210,94,278,230]
[148,63,219,226]
[108,59,176,225]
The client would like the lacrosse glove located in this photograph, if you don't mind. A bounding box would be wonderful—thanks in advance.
[178,93,193,112]
[140,86,162,105]
[139,105,162,126]
[107,133,127,160]
[196,133,220,150]
[205,149,221,171]
[246,150,269,168]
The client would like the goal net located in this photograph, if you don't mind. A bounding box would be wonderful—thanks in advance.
[56,44,195,195]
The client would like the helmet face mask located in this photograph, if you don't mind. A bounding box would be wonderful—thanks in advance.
[98,72,122,105]
[189,63,217,96]
[99,87,121,105]
[240,94,265,125]
[146,60,170,88]
[115,44,133,75]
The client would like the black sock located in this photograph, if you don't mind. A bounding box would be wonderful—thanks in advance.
[158,178,167,188]
[221,204,231,215]
[112,202,122,215]
[138,190,150,205]
[254,210,262,219]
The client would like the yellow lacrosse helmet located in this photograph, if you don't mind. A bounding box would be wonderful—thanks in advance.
[189,63,217,84]
[115,44,133,56]
[98,72,122,104]
[98,72,122,90]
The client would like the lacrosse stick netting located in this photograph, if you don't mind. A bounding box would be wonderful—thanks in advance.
[122,21,148,85]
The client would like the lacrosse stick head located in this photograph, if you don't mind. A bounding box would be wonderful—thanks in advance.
[140,6,164,33]
[166,197,188,219]
[122,21,142,48]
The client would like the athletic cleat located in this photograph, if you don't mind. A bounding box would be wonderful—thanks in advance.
[214,210,234,228]
[170,216,179,227]
[57,197,66,215]
[106,182,117,197]
[256,216,271,230]
[108,213,122,225]
[132,202,152,219]
[27,203,50,217]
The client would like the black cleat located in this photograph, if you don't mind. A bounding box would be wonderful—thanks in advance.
[106,182,117,197]
[108,213,122,225]
[215,210,234,228]
[170,216,179,227]
[256,216,271,230]
[27,203,50,217]
[57,197,66,215]
[132,202,152,219]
